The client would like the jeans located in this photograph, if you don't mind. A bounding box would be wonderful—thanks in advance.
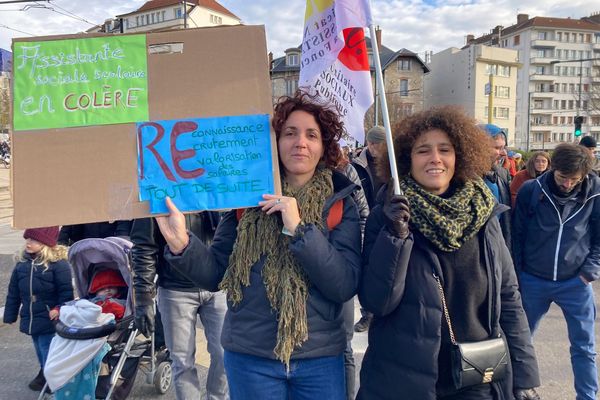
[520,271,598,400]
[158,287,229,400]
[224,350,346,400]
[32,333,54,368]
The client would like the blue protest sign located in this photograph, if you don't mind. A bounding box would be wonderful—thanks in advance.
[137,114,274,213]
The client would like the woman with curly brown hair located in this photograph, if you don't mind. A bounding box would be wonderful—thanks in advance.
[153,91,361,400]
[357,107,541,400]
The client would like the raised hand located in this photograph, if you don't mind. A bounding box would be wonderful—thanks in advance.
[155,196,189,254]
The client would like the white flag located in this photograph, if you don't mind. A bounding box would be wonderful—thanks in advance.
[300,0,374,144]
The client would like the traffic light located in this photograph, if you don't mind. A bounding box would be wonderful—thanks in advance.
[574,116,583,137]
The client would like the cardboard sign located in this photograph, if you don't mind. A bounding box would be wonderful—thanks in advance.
[13,35,149,130]
[137,114,274,213]
[11,26,278,229]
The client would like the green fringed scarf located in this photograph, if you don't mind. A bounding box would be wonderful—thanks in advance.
[219,167,333,367]
[399,177,495,252]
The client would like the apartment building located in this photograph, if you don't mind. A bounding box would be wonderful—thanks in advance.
[471,13,600,150]
[270,29,429,134]
[425,45,520,146]
[91,0,241,34]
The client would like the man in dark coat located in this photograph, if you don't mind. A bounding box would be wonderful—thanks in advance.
[513,143,600,400]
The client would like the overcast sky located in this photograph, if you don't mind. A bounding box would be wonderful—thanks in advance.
[0,0,595,58]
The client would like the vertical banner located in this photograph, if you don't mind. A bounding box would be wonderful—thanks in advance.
[300,0,374,144]
[137,114,274,214]
[13,35,149,130]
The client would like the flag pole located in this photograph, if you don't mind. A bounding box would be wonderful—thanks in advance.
[368,23,401,195]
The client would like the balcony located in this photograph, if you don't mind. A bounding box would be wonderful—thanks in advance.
[530,73,555,81]
[592,42,600,50]
[531,39,559,48]
[530,107,554,115]
[530,124,553,131]
[530,57,557,64]
[531,90,555,98]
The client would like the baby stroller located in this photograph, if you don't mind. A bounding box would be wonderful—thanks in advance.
[39,237,172,399]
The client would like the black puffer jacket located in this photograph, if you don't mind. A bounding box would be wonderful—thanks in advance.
[130,212,220,300]
[357,203,540,400]
[4,255,74,335]
[164,171,362,360]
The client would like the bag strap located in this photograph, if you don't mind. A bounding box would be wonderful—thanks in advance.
[235,198,344,231]
[433,272,457,345]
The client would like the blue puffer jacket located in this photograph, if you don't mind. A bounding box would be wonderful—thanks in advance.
[513,171,600,282]
[3,254,74,335]
[358,201,540,400]
[165,171,362,360]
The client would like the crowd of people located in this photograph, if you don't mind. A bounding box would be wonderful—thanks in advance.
[3,92,600,400]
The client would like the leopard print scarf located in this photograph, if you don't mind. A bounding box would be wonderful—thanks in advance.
[399,176,495,252]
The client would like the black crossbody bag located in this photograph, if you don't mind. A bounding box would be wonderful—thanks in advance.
[433,272,509,389]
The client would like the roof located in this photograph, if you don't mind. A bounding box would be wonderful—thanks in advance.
[472,15,600,45]
[271,38,429,74]
[118,0,240,20]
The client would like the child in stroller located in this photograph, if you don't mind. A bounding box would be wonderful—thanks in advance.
[41,237,172,400]
[50,268,128,322]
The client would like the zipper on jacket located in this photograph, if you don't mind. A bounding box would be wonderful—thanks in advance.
[538,181,600,281]
[28,260,34,334]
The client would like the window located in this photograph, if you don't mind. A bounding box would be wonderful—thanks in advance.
[495,86,510,98]
[398,59,411,71]
[535,66,545,75]
[210,14,223,24]
[136,16,139,26]
[484,107,509,119]
[174,7,182,18]
[538,31,547,40]
[146,14,149,25]
[535,133,543,142]
[285,79,298,96]
[486,64,497,75]
[557,32,562,41]
[151,13,155,23]
[286,53,299,66]
[498,65,510,77]
[400,79,409,96]
[513,35,520,45]
[400,104,413,117]
[162,11,166,21]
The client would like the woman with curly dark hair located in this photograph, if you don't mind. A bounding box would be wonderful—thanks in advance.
[357,107,541,400]
[153,91,361,399]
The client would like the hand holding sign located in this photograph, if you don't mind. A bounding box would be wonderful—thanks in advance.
[155,197,189,255]
[259,194,302,235]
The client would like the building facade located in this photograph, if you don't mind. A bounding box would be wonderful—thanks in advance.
[471,13,600,150]
[91,0,240,34]
[425,45,520,146]
[270,30,429,138]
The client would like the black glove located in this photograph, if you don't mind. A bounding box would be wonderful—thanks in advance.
[514,388,541,400]
[134,291,155,338]
[382,181,410,239]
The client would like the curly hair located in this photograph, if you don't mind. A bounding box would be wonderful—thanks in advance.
[378,106,493,184]
[16,244,68,270]
[525,151,551,178]
[272,91,344,169]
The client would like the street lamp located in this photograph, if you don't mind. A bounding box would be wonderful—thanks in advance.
[550,57,600,138]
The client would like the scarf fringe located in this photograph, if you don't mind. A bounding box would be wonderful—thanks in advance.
[220,168,333,367]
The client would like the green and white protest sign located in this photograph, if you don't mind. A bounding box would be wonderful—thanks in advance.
[13,35,149,131]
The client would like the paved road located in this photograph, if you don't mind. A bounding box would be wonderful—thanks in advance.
[0,167,597,399]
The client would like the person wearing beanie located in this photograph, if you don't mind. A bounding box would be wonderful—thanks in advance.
[579,136,600,175]
[351,126,387,334]
[478,123,512,250]
[51,269,128,321]
[3,226,73,393]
